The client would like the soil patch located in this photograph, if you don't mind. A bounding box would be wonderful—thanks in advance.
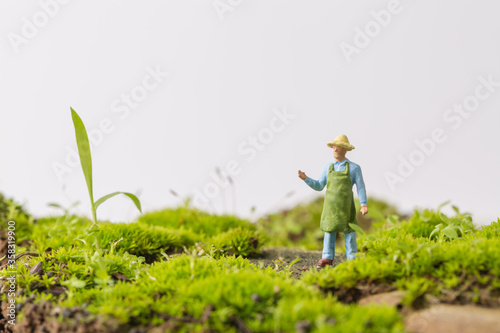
[405,304,500,333]
[4,301,124,333]
[249,246,345,279]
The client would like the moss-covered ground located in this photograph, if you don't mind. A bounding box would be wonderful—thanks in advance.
[0,194,499,332]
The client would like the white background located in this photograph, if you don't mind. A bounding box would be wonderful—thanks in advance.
[1,0,499,225]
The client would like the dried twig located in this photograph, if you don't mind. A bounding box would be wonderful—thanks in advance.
[0,251,40,270]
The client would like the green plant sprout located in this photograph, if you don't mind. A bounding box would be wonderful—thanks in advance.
[274,257,301,278]
[70,108,142,229]
[47,201,80,216]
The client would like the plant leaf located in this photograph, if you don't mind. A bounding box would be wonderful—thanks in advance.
[439,212,450,224]
[95,191,142,213]
[62,276,86,289]
[69,201,81,209]
[437,200,451,213]
[442,225,458,239]
[289,257,301,268]
[70,108,96,223]
[348,223,365,235]
[429,228,440,240]
[74,237,87,246]
[387,215,399,224]
[47,202,63,209]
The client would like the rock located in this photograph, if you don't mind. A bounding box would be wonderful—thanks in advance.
[62,308,73,319]
[405,304,500,333]
[47,286,67,296]
[29,262,43,276]
[423,293,440,305]
[16,302,24,311]
[359,290,406,307]
[129,328,147,333]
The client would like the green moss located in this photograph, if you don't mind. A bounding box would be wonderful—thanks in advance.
[28,215,89,251]
[139,207,264,257]
[479,218,500,239]
[19,206,263,260]
[139,207,253,237]
[55,255,403,332]
[96,223,198,258]
[0,194,34,244]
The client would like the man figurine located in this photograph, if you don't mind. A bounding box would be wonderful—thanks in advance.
[298,134,368,268]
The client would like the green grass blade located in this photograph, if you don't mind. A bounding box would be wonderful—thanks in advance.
[95,191,142,213]
[47,202,63,209]
[70,108,96,223]
[429,227,439,240]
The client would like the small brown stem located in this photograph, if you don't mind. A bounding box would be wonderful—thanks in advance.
[0,252,40,270]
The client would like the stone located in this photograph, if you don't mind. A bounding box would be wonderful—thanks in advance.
[359,290,406,307]
[405,304,500,333]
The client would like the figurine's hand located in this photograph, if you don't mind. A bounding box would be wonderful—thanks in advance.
[298,170,307,180]
[360,205,368,215]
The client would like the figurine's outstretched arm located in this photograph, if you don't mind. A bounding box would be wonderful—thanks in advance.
[298,164,328,191]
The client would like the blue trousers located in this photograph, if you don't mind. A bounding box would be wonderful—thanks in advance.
[322,231,357,261]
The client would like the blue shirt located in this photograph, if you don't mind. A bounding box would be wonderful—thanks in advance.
[304,158,367,206]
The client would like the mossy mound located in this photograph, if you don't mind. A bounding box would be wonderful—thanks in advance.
[7,206,264,263]
[139,207,264,258]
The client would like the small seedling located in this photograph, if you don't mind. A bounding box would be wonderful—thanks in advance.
[70,108,142,229]
[47,201,80,216]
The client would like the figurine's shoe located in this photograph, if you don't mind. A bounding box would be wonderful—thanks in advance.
[317,258,333,268]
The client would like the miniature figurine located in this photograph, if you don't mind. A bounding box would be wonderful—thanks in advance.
[298,134,367,268]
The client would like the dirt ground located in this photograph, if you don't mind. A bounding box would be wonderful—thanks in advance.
[249,246,345,279]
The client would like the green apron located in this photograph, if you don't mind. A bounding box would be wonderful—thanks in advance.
[320,161,358,233]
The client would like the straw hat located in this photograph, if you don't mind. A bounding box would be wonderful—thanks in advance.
[326,134,355,151]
